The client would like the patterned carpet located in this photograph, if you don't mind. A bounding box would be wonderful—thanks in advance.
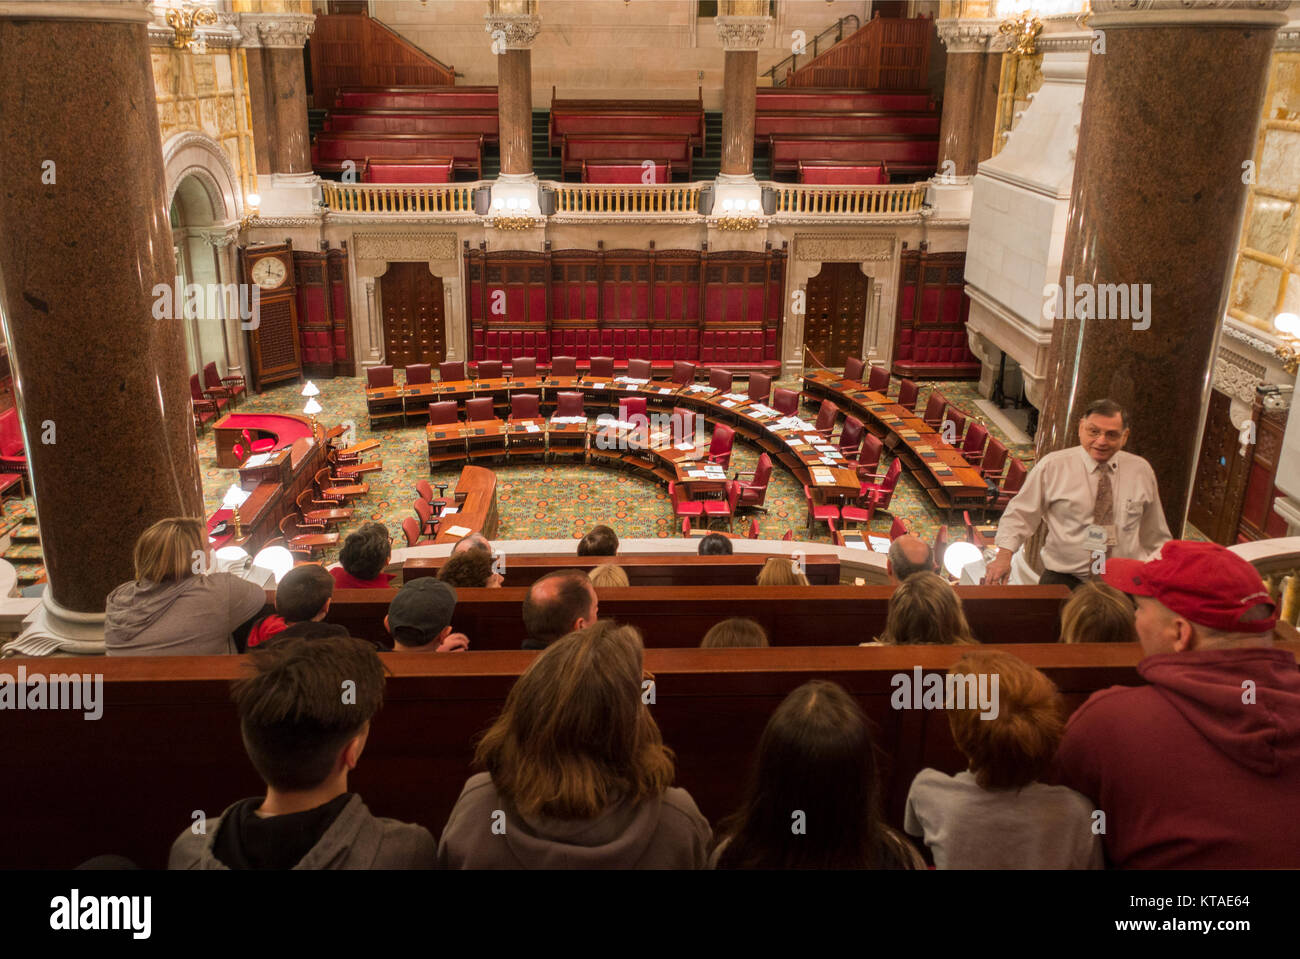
[196,373,1037,562]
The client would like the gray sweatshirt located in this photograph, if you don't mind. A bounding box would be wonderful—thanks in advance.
[104,573,267,656]
[437,772,712,869]
[169,794,437,869]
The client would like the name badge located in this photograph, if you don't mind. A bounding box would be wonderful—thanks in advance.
[1085,524,1118,548]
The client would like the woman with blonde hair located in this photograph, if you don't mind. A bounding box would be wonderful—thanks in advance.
[1060,580,1138,644]
[877,571,978,646]
[105,517,267,656]
[756,555,810,587]
[437,620,712,868]
[588,563,630,588]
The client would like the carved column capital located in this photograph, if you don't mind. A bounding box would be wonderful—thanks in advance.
[1089,0,1289,28]
[714,15,772,51]
[484,13,541,50]
[936,18,1000,53]
[199,224,240,249]
[238,12,315,49]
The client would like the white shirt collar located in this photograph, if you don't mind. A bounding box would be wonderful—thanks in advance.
[1078,445,1119,472]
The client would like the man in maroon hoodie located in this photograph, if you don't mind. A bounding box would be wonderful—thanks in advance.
[1055,540,1300,868]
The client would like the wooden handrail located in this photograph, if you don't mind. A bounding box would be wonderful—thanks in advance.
[319,181,479,214]
[784,15,932,90]
[551,182,702,215]
[765,181,928,216]
[763,14,861,86]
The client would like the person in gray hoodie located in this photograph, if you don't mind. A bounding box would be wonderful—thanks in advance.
[105,517,267,656]
[169,634,437,869]
[437,620,712,869]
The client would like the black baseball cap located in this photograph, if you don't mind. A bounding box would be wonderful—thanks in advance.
[387,579,458,645]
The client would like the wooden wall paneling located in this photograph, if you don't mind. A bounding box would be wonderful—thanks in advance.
[1237,396,1290,541]
[293,251,334,378]
[326,246,355,375]
[1189,389,1253,543]
[241,243,301,392]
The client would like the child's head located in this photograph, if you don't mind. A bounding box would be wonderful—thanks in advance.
[274,564,334,624]
[700,617,769,648]
[339,522,391,581]
[946,649,1064,790]
[1060,580,1137,644]
[233,635,386,792]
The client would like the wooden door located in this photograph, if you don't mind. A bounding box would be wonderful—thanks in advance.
[1188,389,1253,544]
[803,262,868,369]
[380,262,445,369]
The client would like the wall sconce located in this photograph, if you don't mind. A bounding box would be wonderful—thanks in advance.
[239,192,261,232]
[166,3,218,52]
[1274,312,1300,375]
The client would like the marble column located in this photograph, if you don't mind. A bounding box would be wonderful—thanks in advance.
[498,48,533,176]
[0,2,204,632]
[1036,0,1288,537]
[935,19,1002,176]
[715,14,770,178]
[240,13,315,175]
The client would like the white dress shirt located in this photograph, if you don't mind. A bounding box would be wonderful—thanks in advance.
[994,445,1171,578]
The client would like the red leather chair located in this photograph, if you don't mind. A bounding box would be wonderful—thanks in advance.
[980,438,1009,481]
[838,416,864,459]
[669,481,704,527]
[803,485,840,537]
[840,499,874,527]
[782,529,794,542]
[511,394,540,419]
[466,397,495,421]
[406,363,432,386]
[242,428,275,456]
[414,497,439,537]
[203,362,245,407]
[510,356,537,378]
[589,356,615,379]
[747,373,773,405]
[943,405,968,444]
[551,355,578,377]
[671,406,697,444]
[438,361,465,382]
[961,421,989,467]
[773,388,800,416]
[867,365,890,393]
[366,365,394,389]
[191,373,230,415]
[672,361,697,386]
[476,360,503,380]
[0,409,26,479]
[861,458,903,512]
[627,358,653,380]
[555,392,585,417]
[922,391,948,429]
[856,432,883,475]
[814,399,839,438]
[402,516,423,547]
[230,442,245,465]
[747,517,760,540]
[428,401,458,425]
[933,524,949,573]
[619,397,647,422]
[709,368,734,392]
[844,357,865,381]
[732,453,772,513]
[703,481,740,531]
[890,515,910,541]
[708,424,735,469]
[682,517,692,537]
[994,457,1027,509]
[897,378,920,412]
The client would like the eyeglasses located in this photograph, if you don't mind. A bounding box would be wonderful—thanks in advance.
[1083,425,1125,442]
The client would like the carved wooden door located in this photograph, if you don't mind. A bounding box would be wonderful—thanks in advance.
[1188,389,1252,544]
[804,262,868,369]
[380,262,445,369]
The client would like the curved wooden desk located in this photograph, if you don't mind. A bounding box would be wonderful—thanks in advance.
[434,464,498,544]
[214,412,317,469]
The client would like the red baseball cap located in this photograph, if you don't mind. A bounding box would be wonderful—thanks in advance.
[1103,540,1277,634]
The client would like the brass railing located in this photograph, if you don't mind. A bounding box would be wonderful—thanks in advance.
[766,181,929,216]
[319,181,478,214]
[551,183,702,215]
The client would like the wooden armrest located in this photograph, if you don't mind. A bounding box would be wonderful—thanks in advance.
[204,386,232,398]
[192,399,217,413]
[732,470,756,480]
[221,376,246,387]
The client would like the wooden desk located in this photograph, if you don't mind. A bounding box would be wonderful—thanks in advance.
[433,464,498,544]
[207,433,324,554]
[213,412,317,469]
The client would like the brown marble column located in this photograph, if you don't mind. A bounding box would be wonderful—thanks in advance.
[1037,0,1288,537]
[497,48,533,176]
[936,22,1001,176]
[0,2,204,616]
[720,49,758,177]
[240,13,314,175]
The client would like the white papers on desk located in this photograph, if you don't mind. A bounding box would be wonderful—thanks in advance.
[815,444,838,453]
[723,393,750,403]
[687,385,714,393]
[243,453,272,468]
[774,415,806,430]
[721,400,736,408]
[803,434,822,444]
[441,506,459,515]
[787,439,808,448]
[868,535,890,553]
[524,424,541,433]
[625,384,638,391]
[819,456,839,465]
[658,388,674,395]
[550,416,588,424]
[615,377,650,384]
[811,468,834,484]
[750,405,778,418]
[674,442,696,451]
[589,382,606,389]
[687,469,724,479]
[844,538,869,551]
[445,525,471,538]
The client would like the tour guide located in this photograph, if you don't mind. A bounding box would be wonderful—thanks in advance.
[983,398,1171,588]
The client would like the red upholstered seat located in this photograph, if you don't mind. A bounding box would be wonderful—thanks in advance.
[672,360,697,386]
[980,438,1009,481]
[844,357,865,381]
[402,516,423,547]
[747,517,760,539]
[241,428,276,456]
[671,407,697,445]
[803,485,840,536]
[361,157,455,183]
[782,529,794,541]
[703,482,740,532]
[405,363,432,386]
[510,356,537,378]
[773,388,800,416]
[933,524,949,572]
[428,401,458,425]
[748,373,772,405]
[838,416,864,459]
[669,481,704,521]
[733,452,772,512]
[861,458,903,512]
[204,362,245,407]
[708,368,734,392]
[589,356,615,379]
[555,392,585,418]
[627,358,653,380]
[922,391,948,429]
[366,365,394,389]
[0,409,27,476]
[707,424,735,469]
[994,458,1027,509]
[438,361,465,383]
[867,365,890,393]
[962,421,989,467]
[551,355,577,377]
[475,360,503,379]
[897,378,920,412]
[618,397,647,423]
[191,373,230,414]
[231,442,245,465]
[814,399,839,438]
[890,515,910,541]
[856,432,883,476]
[466,397,495,421]
[943,405,968,443]
[511,394,540,419]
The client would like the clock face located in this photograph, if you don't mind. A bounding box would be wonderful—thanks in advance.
[251,256,287,290]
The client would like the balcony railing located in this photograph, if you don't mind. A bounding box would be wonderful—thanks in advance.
[551,182,702,215]
[1232,536,1300,626]
[319,181,478,214]
[766,181,928,216]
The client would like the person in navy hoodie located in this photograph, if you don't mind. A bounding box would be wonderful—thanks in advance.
[1055,540,1300,868]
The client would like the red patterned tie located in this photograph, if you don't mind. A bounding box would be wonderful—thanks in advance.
[1094,467,1114,558]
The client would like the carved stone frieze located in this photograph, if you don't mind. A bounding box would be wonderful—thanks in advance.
[1214,347,1267,405]
[238,12,315,49]
[794,233,895,262]
[936,18,1000,53]
[484,13,541,50]
[714,15,772,51]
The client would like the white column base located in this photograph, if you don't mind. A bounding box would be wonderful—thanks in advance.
[4,592,106,658]
[926,176,974,220]
[255,172,320,218]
